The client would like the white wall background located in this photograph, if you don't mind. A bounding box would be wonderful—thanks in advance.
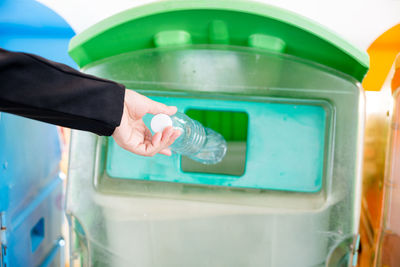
[38,0,400,50]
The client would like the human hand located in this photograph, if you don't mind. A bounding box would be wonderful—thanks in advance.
[112,90,181,156]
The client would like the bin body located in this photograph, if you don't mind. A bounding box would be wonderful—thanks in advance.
[66,2,368,266]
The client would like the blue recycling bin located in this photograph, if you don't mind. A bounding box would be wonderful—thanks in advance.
[0,0,75,266]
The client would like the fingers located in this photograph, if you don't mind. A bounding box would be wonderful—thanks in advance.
[151,131,162,147]
[146,127,180,156]
[158,126,179,150]
[143,92,177,116]
[169,129,181,144]
[125,89,177,117]
[145,97,177,116]
[164,128,181,145]
[115,127,180,157]
[112,96,181,157]
[157,129,181,156]
[133,126,172,157]
[159,148,172,156]
[154,126,173,148]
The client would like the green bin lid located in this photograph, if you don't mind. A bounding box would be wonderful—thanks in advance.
[69,0,369,82]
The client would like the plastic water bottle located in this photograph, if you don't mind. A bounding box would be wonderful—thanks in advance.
[151,112,227,164]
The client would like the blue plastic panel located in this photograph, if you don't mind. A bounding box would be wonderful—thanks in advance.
[0,0,74,266]
[38,238,65,267]
[0,113,61,212]
[0,0,76,66]
[106,96,329,192]
[1,38,77,67]
[5,176,64,267]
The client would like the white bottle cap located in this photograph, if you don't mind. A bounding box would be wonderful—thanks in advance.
[151,114,172,133]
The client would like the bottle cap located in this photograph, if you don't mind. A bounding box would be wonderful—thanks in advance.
[151,114,172,133]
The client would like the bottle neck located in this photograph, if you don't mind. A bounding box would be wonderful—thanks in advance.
[170,112,206,155]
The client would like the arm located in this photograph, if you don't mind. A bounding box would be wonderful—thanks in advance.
[0,48,124,136]
[0,48,179,156]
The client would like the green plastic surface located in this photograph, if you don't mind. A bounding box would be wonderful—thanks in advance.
[69,0,369,81]
[106,95,328,192]
[185,109,248,141]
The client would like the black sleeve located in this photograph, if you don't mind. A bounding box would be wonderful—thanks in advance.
[0,48,125,136]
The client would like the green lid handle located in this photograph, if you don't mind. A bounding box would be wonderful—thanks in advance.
[154,30,192,47]
[248,34,286,53]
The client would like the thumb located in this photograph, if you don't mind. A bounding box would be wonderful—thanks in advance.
[146,98,177,116]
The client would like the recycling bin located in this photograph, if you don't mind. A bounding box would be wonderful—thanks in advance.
[66,1,369,266]
[0,0,74,265]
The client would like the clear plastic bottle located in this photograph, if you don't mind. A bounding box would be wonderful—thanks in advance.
[151,112,227,164]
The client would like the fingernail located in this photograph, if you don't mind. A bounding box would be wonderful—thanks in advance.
[174,130,181,138]
[166,127,173,136]
[154,134,161,144]
[162,127,173,141]
[169,106,178,115]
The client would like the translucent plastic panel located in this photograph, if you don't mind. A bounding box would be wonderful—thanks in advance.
[83,45,359,95]
[67,46,363,267]
[376,89,400,265]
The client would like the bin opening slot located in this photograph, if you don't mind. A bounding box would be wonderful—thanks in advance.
[181,109,248,176]
[105,96,327,192]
